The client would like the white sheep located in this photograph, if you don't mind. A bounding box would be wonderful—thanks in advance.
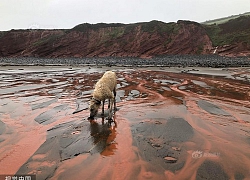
[89,71,117,120]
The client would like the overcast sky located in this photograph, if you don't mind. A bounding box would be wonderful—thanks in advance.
[0,0,249,31]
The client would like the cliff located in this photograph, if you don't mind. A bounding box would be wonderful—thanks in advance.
[0,16,249,58]
[204,16,250,57]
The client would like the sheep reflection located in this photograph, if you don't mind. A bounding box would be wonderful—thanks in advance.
[89,115,117,155]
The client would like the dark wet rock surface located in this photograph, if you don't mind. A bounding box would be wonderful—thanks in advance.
[16,137,61,180]
[0,120,6,135]
[17,119,113,179]
[197,100,231,116]
[234,173,245,180]
[131,117,193,171]
[34,104,68,124]
[196,160,229,180]
[164,156,178,163]
[31,98,58,110]
[72,100,88,114]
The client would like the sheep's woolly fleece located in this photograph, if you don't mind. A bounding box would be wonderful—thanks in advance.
[92,71,117,101]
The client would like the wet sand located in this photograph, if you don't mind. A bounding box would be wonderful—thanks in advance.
[0,66,250,180]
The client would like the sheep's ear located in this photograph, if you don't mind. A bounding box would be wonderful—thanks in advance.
[91,97,101,105]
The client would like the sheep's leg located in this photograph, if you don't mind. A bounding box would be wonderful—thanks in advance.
[101,100,105,116]
[113,89,117,111]
[102,117,105,124]
[108,98,114,120]
[108,99,110,109]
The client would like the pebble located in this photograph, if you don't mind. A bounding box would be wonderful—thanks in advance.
[0,55,250,67]
[172,147,181,151]
[164,156,178,163]
[151,143,162,148]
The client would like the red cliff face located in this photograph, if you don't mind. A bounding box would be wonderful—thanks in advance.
[163,21,212,55]
[0,30,64,57]
[210,43,250,57]
[0,19,249,58]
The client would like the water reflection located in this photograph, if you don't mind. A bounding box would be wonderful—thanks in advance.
[89,115,117,156]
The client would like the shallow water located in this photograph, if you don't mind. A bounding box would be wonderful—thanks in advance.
[0,66,250,180]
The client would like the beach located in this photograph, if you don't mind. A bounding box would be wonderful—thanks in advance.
[0,64,250,179]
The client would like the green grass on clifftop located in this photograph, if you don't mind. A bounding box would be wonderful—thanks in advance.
[202,12,250,25]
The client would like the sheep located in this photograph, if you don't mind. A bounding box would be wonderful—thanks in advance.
[89,71,117,120]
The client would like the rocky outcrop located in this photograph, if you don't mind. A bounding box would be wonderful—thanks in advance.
[0,17,249,58]
[210,42,250,57]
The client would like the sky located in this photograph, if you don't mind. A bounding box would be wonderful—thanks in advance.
[0,0,249,31]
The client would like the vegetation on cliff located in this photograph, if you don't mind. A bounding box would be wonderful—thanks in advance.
[204,15,250,46]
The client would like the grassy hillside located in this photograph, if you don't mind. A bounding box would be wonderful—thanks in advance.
[202,12,250,25]
[203,15,250,46]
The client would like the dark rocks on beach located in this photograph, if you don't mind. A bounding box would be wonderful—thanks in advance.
[0,55,250,67]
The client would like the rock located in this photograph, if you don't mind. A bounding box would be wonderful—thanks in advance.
[164,156,177,163]
[130,90,140,97]
[197,100,231,116]
[151,144,162,148]
[172,147,181,151]
[155,120,162,124]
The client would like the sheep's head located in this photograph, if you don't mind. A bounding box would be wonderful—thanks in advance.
[89,98,101,118]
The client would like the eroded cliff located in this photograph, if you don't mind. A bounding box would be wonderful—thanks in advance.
[0,17,249,58]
